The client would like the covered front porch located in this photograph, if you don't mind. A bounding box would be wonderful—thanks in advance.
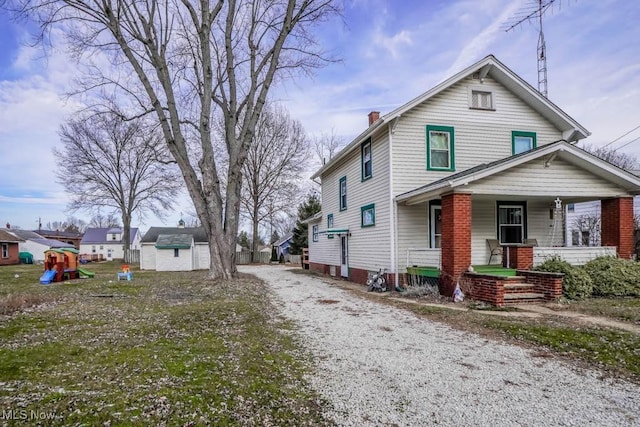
[396,141,640,300]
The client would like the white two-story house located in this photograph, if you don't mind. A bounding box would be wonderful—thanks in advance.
[307,55,640,301]
[80,227,141,261]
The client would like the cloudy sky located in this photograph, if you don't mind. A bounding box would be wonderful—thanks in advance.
[1,0,639,230]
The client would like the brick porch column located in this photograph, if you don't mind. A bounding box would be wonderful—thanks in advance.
[440,193,472,297]
[601,197,634,259]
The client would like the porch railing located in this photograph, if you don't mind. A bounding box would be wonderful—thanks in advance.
[533,246,616,266]
[406,248,441,269]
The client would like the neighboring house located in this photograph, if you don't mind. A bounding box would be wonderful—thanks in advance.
[273,234,293,259]
[0,229,22,266]
[307,54,640,298]
[80,227,141,261]
[141,226,243,271]
[7,230,71,263]
[565,197,640,247]
[34,229,83,249]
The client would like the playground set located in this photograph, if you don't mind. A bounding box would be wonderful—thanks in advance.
[40,248,95,284]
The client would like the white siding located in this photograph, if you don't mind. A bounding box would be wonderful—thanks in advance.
[564,196,640,247]
[396,203,429,272]
[533,246,617,266]
[313,131,391,272]
[156,247,193,271]
[193,244,210,270]
[527,200,558,247]
[140,243,156,270]
[18,241,50,262]
[469,158,625,197]
[471,199,566,265]
[470,199,496,265]
[391,75,563,197]
[79,242,125,260]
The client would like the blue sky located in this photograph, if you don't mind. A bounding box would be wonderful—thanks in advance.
[1,0,639,230]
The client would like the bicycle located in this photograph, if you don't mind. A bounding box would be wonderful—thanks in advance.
[367,268,388,292]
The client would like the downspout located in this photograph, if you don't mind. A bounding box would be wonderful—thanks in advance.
[389,117,400,288]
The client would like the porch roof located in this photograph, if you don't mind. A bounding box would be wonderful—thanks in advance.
[319,228,350,236]
[396,140,640,205]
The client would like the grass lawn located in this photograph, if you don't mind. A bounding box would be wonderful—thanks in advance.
[550,297,640,324]
[0,262,328,426]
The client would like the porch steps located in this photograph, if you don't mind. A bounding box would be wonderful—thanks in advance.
[503,282,546,305]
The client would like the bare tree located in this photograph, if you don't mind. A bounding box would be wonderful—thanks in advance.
[274,211,297,238]
[572,213,601,247]
[9,0,338,279]
[581,144,640,170]
[89,211,121,228]
[312,129,344,168]
[240,104,308,262]
[44,218,86,232]
[56,111,182,255]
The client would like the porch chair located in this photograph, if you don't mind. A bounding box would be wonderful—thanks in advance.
[487,239,503,265]
[524,238,538,246]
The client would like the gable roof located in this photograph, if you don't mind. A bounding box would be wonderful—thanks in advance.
[8,230,70,248]
[0,229,22,243]
[81,227,139,244]
[274,233,293,247]
[155,234,194,249]
[35,229,83,238]
[396,140,640,205]
[141,227,209,243]
[311,54,589,180]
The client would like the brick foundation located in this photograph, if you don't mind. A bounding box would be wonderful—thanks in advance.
[440,193,472,297]
[601,197,634,259]
[308,262,406,290]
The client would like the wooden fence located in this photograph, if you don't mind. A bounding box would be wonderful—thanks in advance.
[236,251,271,265]
[124,249,140,264]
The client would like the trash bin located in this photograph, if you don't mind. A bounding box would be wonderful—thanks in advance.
[19,252,34,264]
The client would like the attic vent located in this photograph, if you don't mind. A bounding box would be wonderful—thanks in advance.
[470,89,493,110]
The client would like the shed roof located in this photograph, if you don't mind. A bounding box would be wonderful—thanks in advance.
[155,234,194,249]
[142,227,208,243]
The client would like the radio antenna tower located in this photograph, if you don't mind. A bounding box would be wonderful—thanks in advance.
[504,0,567,98]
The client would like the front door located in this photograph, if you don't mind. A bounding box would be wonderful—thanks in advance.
[340,235,348,278]
[430,204,442,248]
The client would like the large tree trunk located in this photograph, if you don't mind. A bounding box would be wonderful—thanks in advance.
[122,212,131,263]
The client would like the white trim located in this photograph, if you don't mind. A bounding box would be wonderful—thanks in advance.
[467,85,495,110]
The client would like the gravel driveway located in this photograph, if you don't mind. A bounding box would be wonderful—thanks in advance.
[240,265,640,426]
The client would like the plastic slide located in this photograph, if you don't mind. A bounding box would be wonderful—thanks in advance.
[40,270,57,285]
[77,267,95,278]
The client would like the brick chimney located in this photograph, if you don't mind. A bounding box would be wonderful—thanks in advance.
[5,223,9,229]
[368,111,380,126]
